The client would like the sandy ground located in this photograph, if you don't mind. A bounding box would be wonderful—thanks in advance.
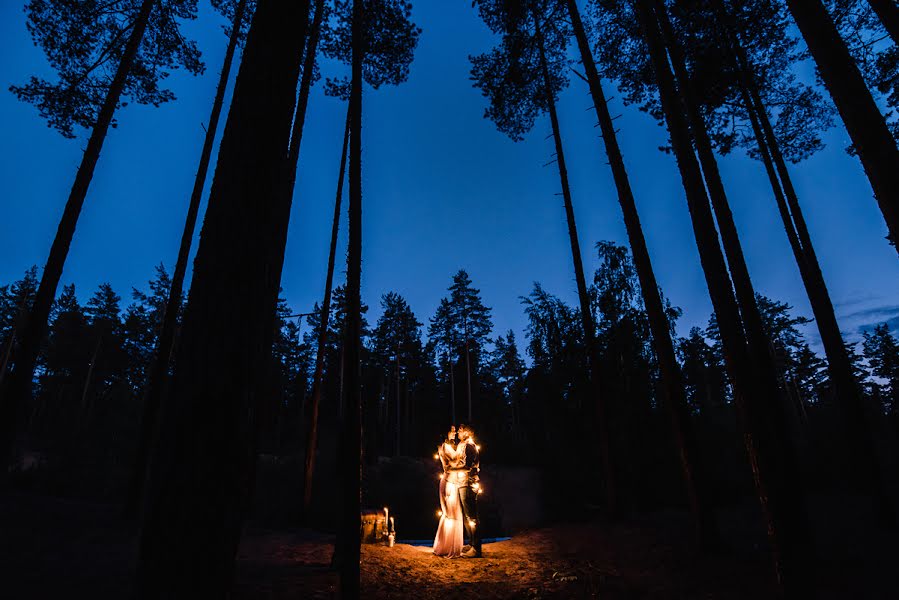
[231,520,777,599]
[2,492,896,599]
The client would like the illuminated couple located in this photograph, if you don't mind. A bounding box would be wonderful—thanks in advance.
[433,424,482,558]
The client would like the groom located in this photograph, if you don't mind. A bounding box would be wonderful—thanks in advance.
[457,424,482,558]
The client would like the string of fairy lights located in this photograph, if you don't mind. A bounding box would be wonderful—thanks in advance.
[434,439,482,531]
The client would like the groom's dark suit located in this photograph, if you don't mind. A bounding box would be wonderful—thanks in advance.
[458,440,481,554]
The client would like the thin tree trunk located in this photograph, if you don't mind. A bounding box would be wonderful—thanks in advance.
[534,14,618,515]
[635,0,808,593]
[566,0,714,543]
[0,0,157,470]
[719,4,896,525]
[784,0,899,249]
[286,0,326,192]
[867,0,899,45]
[338,328,346,419]
[449,356,456,424]
[302,104,351,519]
[0,327,15,392]
[465,339,473,423]
[135,0,309,594]
[80,339,102,426]
[395,350,401,456]
[124,0,250,520]
[336,0,363,595]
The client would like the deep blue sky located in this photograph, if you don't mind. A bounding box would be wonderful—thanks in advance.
[1,1,897,353]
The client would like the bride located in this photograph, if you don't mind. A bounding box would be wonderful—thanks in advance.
[433,425,465,558]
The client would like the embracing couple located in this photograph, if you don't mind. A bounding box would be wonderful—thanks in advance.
[433,424,482,559]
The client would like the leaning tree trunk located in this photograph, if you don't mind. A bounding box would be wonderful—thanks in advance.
[654,6,811,567]
[565,0,716,547]
[124,0,250,520]
[717,3,895,526]
[134,0,309,595]
[336,0,364,595]
[535,15,618,515]
[302,105,351,519]
[867,0,899,45]
[784,0,899,250]
[635,0,809,593]
[285,0,326,196]
[0,0,157,472]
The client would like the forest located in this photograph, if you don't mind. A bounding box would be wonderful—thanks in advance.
[1,0,899,598]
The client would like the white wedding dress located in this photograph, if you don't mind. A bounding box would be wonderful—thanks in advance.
[433,441,465,558]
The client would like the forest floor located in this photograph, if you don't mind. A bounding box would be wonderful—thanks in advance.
[1,491,897,599]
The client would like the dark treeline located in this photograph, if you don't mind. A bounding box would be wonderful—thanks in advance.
[3,253,897,518]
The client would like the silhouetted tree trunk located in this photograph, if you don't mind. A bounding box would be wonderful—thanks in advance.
[534,14,617,515]
[80,339,101,425]
[450,357,456,423]
[135,0,309,595]
[303,105,350,519]
[656,5,809,550]
[395,348,401,455]
[868,0,899,45]
[718,2,895,526]
[124,0,250,520]
[465,339,472,422]
[784,0,899,249]
[0,0,157,471]
[336,0,363,595]
[286,0,326,192]
[565,0,716,547]
[0,327,15,392]
[635,0,810,593]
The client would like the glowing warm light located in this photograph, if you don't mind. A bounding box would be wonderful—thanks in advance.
[433,453,439,460]
[437,510,443,517]
[468,519,476,528]
[439,473,444,480]
[475,445,481,452]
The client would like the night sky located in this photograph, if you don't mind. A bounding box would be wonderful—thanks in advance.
[1,1,897,353]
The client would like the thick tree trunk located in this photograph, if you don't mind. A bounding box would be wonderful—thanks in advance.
[134,0,309,595]
[302,105,351,519]
[635,0,809,593]
[124,0,250,520]
[257,0,324,467]
[719,5,895,526]
[0,0,157,471]
[784,0,899,249]
[566,0,715,544]
[336,0,363,595]
[534,16,618,515]
[867,0,899,45]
